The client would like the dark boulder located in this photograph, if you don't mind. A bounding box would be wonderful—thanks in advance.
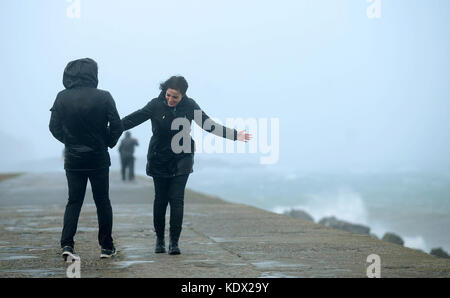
[318,216,371,235]
[381,232,404,246]
[283,209,314,222]
[430,247,450,259]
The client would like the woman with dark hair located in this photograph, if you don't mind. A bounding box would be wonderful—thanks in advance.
[121,76,251,255]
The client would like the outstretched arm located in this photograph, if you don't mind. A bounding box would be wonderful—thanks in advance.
[192,101,237,140]
[121,101,154,131]
[193,100,252,142]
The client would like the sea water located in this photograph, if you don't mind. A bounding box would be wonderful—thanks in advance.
[188,160,450,253]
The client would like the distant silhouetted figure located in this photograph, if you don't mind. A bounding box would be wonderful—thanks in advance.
[49,58,123,260]
[118,131,139,181]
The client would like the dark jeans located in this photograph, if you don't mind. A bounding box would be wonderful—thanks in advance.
[152,174,189,241]
[61,168,114,250]
[121,155,135,181]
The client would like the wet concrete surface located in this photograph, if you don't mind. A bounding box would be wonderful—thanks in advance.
[1,172,450,278]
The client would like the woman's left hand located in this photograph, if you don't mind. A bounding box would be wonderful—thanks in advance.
[237,130,252,142]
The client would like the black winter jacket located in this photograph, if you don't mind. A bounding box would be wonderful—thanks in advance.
[49,58,123,170]
[122,91,237,177]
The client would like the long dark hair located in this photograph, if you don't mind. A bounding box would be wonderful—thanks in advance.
[159,76,189,96]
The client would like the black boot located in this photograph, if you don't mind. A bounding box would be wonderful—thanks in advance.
[168,237,181,255]
[154,237,166,253]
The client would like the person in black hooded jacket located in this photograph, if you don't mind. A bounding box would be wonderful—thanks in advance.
[49,58,123,260]
[122,76,251,255]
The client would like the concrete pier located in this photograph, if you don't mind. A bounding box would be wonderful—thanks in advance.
[1,173,449,278]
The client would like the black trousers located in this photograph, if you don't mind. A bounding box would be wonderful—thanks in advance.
[120,155,135,181]
[61,168,114,250]
[152,174,189,241]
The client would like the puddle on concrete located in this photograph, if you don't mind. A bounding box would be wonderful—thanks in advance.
[115,260,154,268]
[114,223,138,230]
[113,211,152,218]
[0,255,39,261]
[5,226,61,232]
[184,212,208,217]
[28,248,52,252]
[26,222,39,227]
[324,268,353,273]
[242,251,265,256]
[124,254,147,259]
[183,259,215,263]
[182,259,245,268]
[16,208,46,213]
[0,246,34,252]
[190,262,225,268]
[259,272,299,278]
[251,261,307,269]
[42,215,61,219]
[114,213,149,218]
[120,245,149,252]
[75,227,97,232]
[210,237,234,243]
[2,268,62,278]
[0,219,19,225]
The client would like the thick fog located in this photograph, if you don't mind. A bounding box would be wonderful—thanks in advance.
[1,0,449,173]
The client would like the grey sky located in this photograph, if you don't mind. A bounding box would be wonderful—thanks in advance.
[1,0,449,172]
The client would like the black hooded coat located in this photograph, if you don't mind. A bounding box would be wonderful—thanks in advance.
[49,58,123,170]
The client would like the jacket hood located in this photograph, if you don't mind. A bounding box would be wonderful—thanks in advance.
[63,58,99,89]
